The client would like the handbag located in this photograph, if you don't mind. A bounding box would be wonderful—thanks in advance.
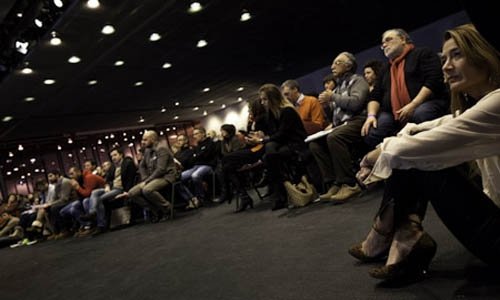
[283,175,317,207]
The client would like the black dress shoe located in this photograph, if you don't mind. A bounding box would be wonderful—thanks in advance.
[80,212,97,222]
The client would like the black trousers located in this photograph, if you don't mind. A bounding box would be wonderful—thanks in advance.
[381,166,500,266]
[222,147,264,193]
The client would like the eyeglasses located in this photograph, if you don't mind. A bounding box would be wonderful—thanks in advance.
[333,60,348,66]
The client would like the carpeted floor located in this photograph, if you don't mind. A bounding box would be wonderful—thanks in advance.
[1,186,499,300]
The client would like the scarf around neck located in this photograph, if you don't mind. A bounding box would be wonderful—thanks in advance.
[389,43,415,120]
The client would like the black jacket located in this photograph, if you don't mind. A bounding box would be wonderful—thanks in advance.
[106,156,138,192]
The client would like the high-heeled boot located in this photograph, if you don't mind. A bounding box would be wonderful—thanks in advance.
[369,225,437,281]
[234,192,254,213]
[271,182,287,211]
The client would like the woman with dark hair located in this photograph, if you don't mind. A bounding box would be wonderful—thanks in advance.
[350,23,500,281]
[246,84,308,210]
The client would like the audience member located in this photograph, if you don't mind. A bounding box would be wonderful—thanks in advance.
[350,24,500,280]
[310,51,370,203]
[361,28,449,149]
[281,79,325,134]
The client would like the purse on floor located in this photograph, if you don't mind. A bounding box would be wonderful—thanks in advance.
[284,175,317,207]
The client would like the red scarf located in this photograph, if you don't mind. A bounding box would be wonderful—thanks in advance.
[389,44,415,119]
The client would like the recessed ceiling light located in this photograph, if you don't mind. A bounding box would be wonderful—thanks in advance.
[24,97,35,102]
[88,80,98,85]
[50,31,61,45]
[193,106,199,111]
[114,60,124,66]
[209,100,214,104]
[87,0,100,9]
[138,116,145,123]
[237,97,243,102]
[18,144,24,151]
[237,86,244,92]
[16,13,22,18]
[68,56,81,63]
[134,81,144,86]
[175,102,180,106]
[197,39,207,48]
[203,110,207,116]
[240,11,252,22]
[161,107,166,113]
[202,87,210,92]
[21,67,33,74]
[44,79,56,85]
[188,2,203,13]
[162,62,172,69]
[149,33,161,41]
[53,0,64,8]
[221,104,226,109]
[101,24,115,35]
[34,18,43,28]
[174,115,179,120]
[2,116,13,122]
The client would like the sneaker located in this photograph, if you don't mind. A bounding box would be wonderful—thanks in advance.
[319,185,340,201]
[330,183,361,203]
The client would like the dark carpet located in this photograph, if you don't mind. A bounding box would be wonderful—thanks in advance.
[1,186,499,300]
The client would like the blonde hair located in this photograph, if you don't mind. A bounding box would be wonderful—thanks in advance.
[444,23,500,113]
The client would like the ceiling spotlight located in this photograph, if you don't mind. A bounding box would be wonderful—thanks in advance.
[57,145,62,150]
[240,11,252,22]
[203,110,207,116]
[15,40,29,54]
[196,39,207,48]
[67,138,73,144]
[237,86,244,92]
[161,107,166,113]
[110,133,115,138]
[221,104,226,109]
[21,67,33,74]
[18,144,24,151]
[34,18,43,28]
[123,132,127,136]
[44,79,56,85]
[97,139,102,144]
[128,143,134,147]
[149,33,161,41]
[24,97,35,102]
[138,116,145,123]
[68,56,81,63]
[53,0,64,8]
[50,32,62,45]
[134,81,144,86]
[101,24,115,35]
[173,115,179,120]
[8,152,14,157]
[193,106,199,111]
[209,100,214,104]
[237,97,243,102]
[16,13,22,18]
[114,60,124,66]
[87,0,100,9]
[202,87,210,92]
[13,167,19,171]
[175,102,180,106]
[88,80,97,85]
[2,116,13,122]
[162,62,172,69]
[188,2,203,13]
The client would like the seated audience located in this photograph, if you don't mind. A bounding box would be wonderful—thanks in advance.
[363,59,385,92]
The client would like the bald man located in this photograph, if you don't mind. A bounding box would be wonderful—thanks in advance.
[125,130,178,221]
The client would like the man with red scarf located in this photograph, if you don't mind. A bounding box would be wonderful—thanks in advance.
[361,28,448,149]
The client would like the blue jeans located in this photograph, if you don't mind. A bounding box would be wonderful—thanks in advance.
[60,200,84,227]
[181,165,213,201]
[364,99,449,148]
[83,188,123,228]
